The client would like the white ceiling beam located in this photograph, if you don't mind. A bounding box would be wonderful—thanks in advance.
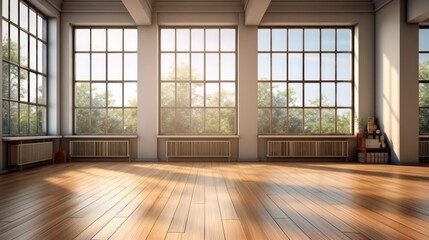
[122,0,152,25]
[408,0,429,23]
[244,0,271,26]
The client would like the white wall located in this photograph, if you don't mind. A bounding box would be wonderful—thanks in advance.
[375,0,419,164]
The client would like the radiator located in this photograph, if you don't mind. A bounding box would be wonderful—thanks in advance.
[419,141,429,157]
[267,141,348,158]
[69,141,129,158]
[166,141,230,161]
[9,142,53,166]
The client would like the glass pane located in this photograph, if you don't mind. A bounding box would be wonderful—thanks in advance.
[30,37,36,70]
[38,106,46,134]
[108,53,122,80]
[304,29,319,51]
[206,83,219,107]
[161,83,175,107]
[177,29,190,52]
[220,108,235,134]
[29,9,37,36]
[321,109,335,134]
[10,25,18,63]
[221,82,235,107]
[221,53,235,80]
[419,83,429,107]
[108,29,123,51]
[124,29,138,51]
[304,83,320,107]
[161,53,175,80]
[124,53,137,80]
[20,2,28,31]
[272,53,286,80]
[20,31,28,67]
[10,65,19,100]
[221,29,235,51]
[304,53,320,80]
[258,29,270,51]
[75,29,90,51]
[38,75,46,105]
[272,29,286,51]
[3,102,9,134]
[321,83,335,107]
[20,103,29,135]
[321,29,335,51]
[419,108,429,134]
[124,108,137,133]
[337,83,352,107]
[304,109,320,134]
[191,29,204,51]
[272,82,287,107]
[289,53,302,80]
[288,109,303,133]
[92,29,106,51]
[337,53,351,80]
[176,108,191,133]
[161,29,175,51]
[75,53,90,80]
[37,41,46,73]
[92,53,106,80]
[177,53,190,80]
[160,109,175,134]
[2,0,8,18]
[272,109,287,134]
[337,29,352,51]
[10,102,19,135]
[29,72,37,103]
[206,53,219,80]
[75,82,90,107]
[191,108,204,133]
[288,83,302,107]
[20,69,28,102]
[2,20,8,60]
[419,53,429,80]
[258,108,271,134]
[3,63,9,98]
[420,29,429,51]
[91,83,106,107]
[288,29,303,51]
[75,109,90,134]
[108,83,123,107]
[107,109,123,134]
[258,82,271,107]
[205,108,219,133]
[38,16,47,41]
[191,83,204,107]
[91,109,107,134]
[258,53,270,80]
[124,82,137,107]
[337,109,352,134]
[29,105,37,135]
[191,53,204,80]
[10,0,18,24]
[176,83,190,107]
[321,53,335,80]
[206,29,219,51]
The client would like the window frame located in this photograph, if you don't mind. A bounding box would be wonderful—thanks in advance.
[419,27,429,135]
[72,26,138,135]
[257,26,355,135]
[158,27,238,135]
[2,0,48,136]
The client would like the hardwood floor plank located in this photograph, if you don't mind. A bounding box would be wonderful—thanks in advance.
[223,219,247,240]
[92,217,127,240]
[182,204,205,240]
[274,218,311,240]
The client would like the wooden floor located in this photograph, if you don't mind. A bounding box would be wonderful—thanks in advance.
[1,163,429,240]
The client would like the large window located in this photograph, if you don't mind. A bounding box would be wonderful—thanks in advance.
[159,28,237,135]
[73,27,138,134]
[419,28,429,135]
[257,27,353,135]
[2,0,47,136]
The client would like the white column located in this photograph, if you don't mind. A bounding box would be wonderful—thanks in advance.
[238,14,258,161]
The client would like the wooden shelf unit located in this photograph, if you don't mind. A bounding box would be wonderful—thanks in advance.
[356,132,390,163]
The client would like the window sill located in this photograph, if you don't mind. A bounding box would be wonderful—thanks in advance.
[64,135,138,139]
[258,135,356,139]
[158,135,239,139]
[2,136,62,141]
